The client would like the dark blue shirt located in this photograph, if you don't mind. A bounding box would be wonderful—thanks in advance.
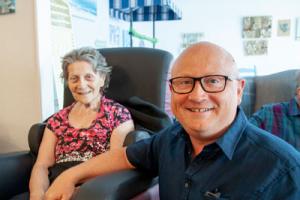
[126,108,300,200]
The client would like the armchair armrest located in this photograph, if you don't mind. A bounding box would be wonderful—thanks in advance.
[124,129,151,146]
[74,170,157,200]
[0,151,33,199]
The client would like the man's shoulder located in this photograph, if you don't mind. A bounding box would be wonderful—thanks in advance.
[244,123,300,166]
[258,101,290,113]
[159,121,183,137]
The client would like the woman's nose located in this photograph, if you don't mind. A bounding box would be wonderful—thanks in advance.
[77,78,87,88]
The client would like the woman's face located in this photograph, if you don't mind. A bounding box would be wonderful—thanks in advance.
[67,61,105,105]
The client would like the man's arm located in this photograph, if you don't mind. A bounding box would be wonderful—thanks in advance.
[248,106,268,128]
[44,147,134,200]
[258,166,300,199]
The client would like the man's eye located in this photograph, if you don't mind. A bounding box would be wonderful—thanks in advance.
[178,80,193,85]
[180,81,190,85]
[208,79,219,84]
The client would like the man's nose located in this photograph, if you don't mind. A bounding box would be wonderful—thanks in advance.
[188,81,207,99]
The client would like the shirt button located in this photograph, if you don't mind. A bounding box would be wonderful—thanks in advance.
[184,182,189,188]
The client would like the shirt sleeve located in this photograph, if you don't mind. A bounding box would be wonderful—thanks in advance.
[249,106,268,128]
[258,165,300,199]
[46,112,62,133]
[45,106,69,136]
[126,133,161,175]
[111,103,132,128]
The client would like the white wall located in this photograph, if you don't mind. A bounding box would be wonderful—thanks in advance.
[133,0,300,75]
[0,0,42,152]
[1,0,299,152]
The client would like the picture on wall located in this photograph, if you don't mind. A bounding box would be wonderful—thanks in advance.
[70,0,97,21]
[242,16,272,38]
[0,0,15,15]
[70,0,97,15]
[179,32,204,52]
[243,40,268,56]
[277,19,291,36]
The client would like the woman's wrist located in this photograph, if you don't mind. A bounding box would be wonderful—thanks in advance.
[30,191,44,200]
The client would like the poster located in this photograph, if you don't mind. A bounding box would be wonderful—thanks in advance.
[243,40,268,56]
[242,16,272,38]
[0,0,15,15]
[277,19,291,36]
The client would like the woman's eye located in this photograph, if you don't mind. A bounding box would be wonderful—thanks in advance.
[69,76,78,82]
[85,74,94,81]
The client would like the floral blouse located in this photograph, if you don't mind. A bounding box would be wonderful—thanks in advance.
[46,96,132,163]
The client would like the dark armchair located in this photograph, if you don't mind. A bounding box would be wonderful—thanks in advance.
[241,69,300,117]
[0,47,173,200]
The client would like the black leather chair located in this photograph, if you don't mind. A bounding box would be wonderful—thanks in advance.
[0,47,173,200]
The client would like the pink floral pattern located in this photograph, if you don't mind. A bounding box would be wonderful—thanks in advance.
[46,96,132,163]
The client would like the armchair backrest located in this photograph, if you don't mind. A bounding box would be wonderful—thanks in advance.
[63,47,173,109]
[29,47,173,158]
[241,69,300,117]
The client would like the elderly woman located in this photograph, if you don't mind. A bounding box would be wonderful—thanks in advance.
[29,47,134,200]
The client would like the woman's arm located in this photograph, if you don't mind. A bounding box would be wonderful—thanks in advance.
[29,128,57,200]
[44,147,135,200]
[110,120,135,149]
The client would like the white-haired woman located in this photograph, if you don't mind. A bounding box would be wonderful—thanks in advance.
[29,47,134,200]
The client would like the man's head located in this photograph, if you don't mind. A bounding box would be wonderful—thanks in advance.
[169,42,245,144]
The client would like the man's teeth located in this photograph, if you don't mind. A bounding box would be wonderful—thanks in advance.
[190,108,213,112]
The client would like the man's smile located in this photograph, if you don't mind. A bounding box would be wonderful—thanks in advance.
[187,107,214,112]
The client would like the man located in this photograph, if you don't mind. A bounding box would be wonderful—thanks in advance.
[249,77,300,150]
[45,42,300,200]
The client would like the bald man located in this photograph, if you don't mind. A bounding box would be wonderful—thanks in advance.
[45,42,300,200]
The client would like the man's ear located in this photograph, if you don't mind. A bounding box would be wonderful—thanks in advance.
[237,79,246,105]
[169,83,173,92]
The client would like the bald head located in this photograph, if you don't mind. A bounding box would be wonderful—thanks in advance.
[171,42,238,79]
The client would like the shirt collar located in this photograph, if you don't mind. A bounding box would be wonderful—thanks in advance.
[177,107,248,160]
[288,97,300,116]
[215,107,248,160]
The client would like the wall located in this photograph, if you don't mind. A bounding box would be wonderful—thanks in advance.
[130,0,300,75]
[60,0,300,75]
[1,0,299,152]
[0,0,42,152]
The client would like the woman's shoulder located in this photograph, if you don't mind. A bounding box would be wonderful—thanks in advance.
[101,96,127,110]
[49,103,74,121]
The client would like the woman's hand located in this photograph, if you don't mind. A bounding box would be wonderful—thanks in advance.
[44,172,76,200]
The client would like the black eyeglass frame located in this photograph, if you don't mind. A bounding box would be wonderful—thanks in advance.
[169,75,235,94]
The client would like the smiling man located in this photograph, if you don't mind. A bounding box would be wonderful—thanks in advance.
[45,42,300,200]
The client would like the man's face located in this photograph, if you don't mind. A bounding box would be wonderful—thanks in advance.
[170,43,245,143]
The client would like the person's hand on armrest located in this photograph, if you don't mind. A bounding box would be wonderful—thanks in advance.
[44,147,135,200]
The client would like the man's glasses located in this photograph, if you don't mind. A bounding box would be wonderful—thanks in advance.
[169,75,234,94]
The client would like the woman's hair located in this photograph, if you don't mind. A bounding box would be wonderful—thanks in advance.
[61,47,112,91]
